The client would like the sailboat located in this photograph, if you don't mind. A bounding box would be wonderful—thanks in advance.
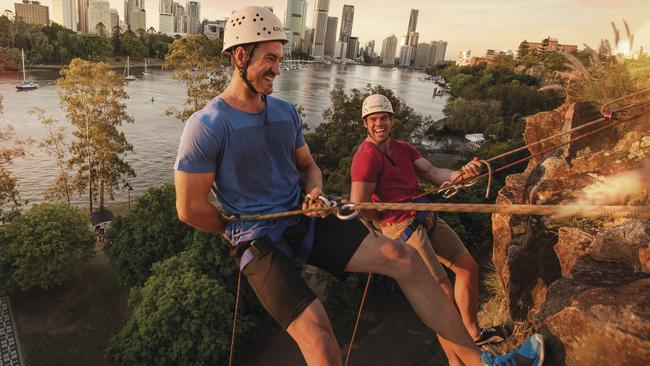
[16,49,38,91]
[124,56,136,81]
[142,58,149,76]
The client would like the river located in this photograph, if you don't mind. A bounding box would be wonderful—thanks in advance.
[0,63,452,207]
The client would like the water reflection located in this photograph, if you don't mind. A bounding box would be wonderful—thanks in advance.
[0,64,448,206]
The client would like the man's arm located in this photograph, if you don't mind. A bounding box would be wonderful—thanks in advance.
[350,181,381,221]
[414,157,482,186]
[295,144,323,196]
[295,144,328,217]
[174,169,226,234]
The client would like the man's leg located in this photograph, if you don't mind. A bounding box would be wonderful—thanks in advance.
[286,299,342,366]
[344,234,484,366]
[431,218,482,340]
[450,253,482,339]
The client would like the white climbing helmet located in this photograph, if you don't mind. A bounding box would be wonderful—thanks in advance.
[362,94,394,119]
[222,6,288,54]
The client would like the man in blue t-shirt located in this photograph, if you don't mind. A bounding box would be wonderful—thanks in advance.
[174,6,544,366]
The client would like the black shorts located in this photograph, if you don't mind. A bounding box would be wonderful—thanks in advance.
[235,215,369,329]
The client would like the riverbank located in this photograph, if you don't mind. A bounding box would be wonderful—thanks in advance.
[5,58,166,72]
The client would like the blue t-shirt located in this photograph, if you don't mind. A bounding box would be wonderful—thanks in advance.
[174,95,306,244]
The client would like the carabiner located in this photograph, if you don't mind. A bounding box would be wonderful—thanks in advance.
[336,203,360,220]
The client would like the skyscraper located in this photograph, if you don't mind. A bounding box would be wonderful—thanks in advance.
[110,8,119,32]
[339,4,353,43]
[159,0,172,13]
[429,40,448,65]
[407,9,418,33]
[347,36,359,59]
[52,0,64,25]
[311,0,329,57]
[284,0,308,52]
[78,0,89,32]
[324,16,337,56]
[159,12,173,34]
[186,1,200,34]
[381,34,398,65]
[15,0,49,26]
[414,42,430,67]
[52,0,78,30]
[88,0,111,35]
[129,7,146,31]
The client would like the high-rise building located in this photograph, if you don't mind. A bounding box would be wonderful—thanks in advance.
[381,34,398,65]
[78,0,89,32]
[414,42,430,67]
[364,40,375,57]
[201,19,225,40]
[311,0,329,57]
[129,7,146,32]
[303,27,313,54]
[52,0,78,30]
[282,28,293,57]
[173,3,186,33]
[334,40,347,58]
[324,16,337,57]
[339,4,353,43]
[429,40,448,65]
[159,0,172,13]
[399,45,413,66]
[110,8,119,32]
[88,0,112,35]
[186,1,200,34]
[14,0,49,26]
[347,36,359,59]
[407,9,418,33]
[284,0,308,52]
[52,0,63,25]
[159,12,173,34]
[124,0,143,30]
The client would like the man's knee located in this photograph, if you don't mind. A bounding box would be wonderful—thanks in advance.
[451,253,478,280]
[385,241,429,280]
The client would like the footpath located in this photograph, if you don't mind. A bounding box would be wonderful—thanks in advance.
[0,297,23,366]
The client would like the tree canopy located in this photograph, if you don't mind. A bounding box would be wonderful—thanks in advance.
[0,203,94,295]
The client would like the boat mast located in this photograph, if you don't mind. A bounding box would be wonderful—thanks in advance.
[21,48,26,81]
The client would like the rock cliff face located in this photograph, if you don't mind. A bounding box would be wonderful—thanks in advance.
[492,100,650,365]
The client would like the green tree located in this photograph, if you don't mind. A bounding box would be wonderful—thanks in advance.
[111,26,121,56]
[441,98,505,135]
[57,58,135,212]
[163,35,229,121]
[76,34,113,60]
[517,40,530,59]
[0,203,94,295]
[105,185,194,287]
[0,97,30,222]
[0,46,21,71]
[106,236,262,366]
[31,108,72,204]
[120,34,148,58]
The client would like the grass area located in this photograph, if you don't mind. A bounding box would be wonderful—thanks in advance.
[10,247,129,366]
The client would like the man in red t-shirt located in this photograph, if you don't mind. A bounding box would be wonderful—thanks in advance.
[350,94,509,356]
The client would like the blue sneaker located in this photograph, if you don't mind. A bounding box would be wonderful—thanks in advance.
[480,333,544,366]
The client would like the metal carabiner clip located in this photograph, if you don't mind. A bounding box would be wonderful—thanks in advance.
[336,203,360,220]
[438,181,460,199]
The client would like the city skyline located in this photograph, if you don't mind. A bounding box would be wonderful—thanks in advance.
[3,0,649,59]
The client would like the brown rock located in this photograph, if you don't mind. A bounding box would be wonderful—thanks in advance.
[540,277,650,366]
[587,220,650,273]
[554,228,594,277]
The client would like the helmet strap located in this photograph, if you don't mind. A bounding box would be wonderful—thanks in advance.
[236,44,261,95]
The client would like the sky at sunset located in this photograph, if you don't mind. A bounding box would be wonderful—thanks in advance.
[3,0,649,59]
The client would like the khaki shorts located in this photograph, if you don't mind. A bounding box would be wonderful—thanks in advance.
[381,215,469,282]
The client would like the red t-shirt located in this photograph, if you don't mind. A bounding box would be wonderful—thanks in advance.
[351,139,425,225]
